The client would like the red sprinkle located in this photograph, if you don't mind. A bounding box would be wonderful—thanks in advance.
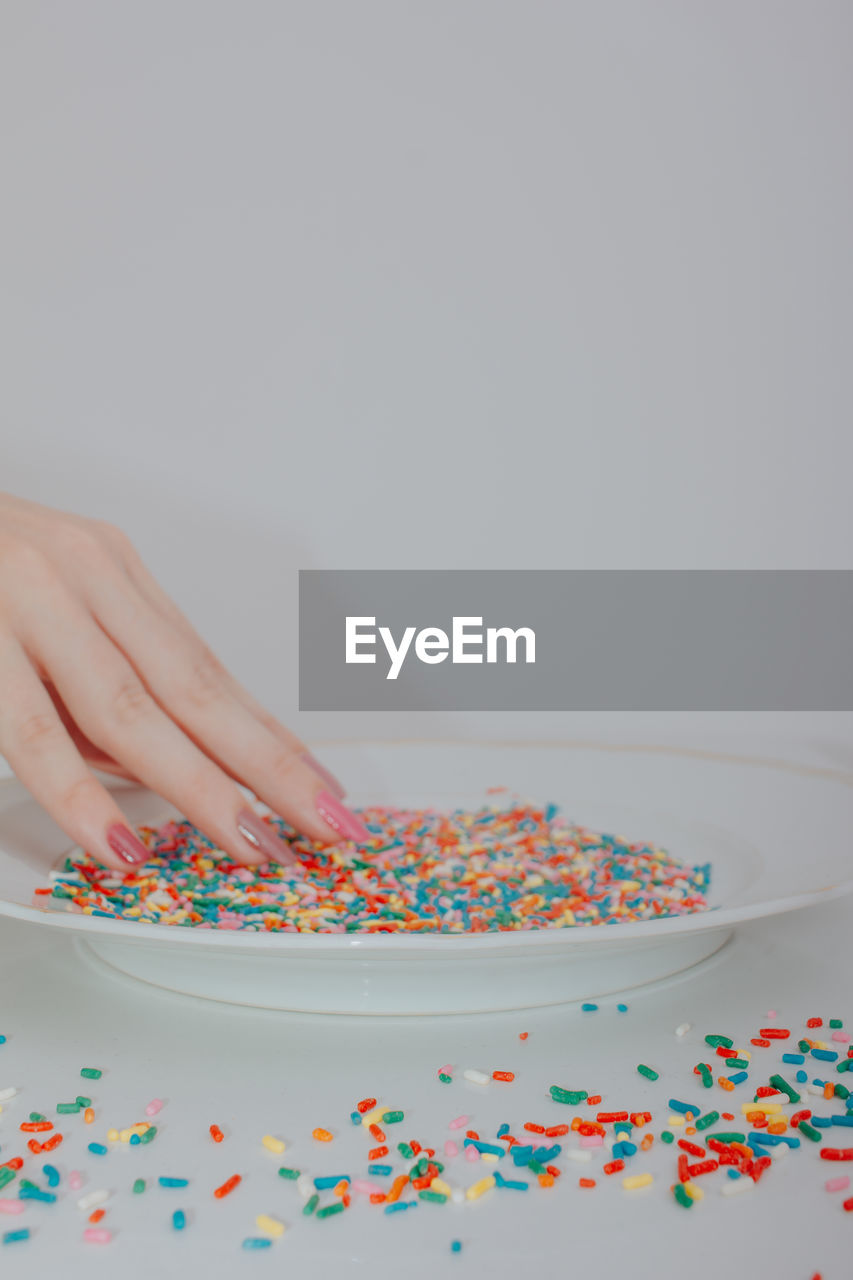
[492,1071,515,1083]
[759,1028,791,1039]
[357,1097,377,1114]
[820,1149,853,1162]
[603,1160,624,1176]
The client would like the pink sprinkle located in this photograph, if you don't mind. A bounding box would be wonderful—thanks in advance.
[69,1171,84,1191]
[832,1032,850,1043]
[580,1134,604,1148]
[439,1064,453,1076]
[145,1099,163,1117]
[448,1115,469,1130]
[464,1144,479,1162]
[83,1229,112,1244]
[825,1175,850,1193]
[444,1140,459,1158]
[765,1010,777,1018]
[351,1179,383,1195]
[0,1199,26,1214]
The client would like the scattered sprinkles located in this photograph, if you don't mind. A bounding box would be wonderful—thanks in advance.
[42,802,711,933]
[0,1010,850,1253]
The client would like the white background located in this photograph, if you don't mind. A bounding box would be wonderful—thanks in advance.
[2,0,852,752]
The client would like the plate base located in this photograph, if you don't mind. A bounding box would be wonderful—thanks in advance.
[80,927,733,1015]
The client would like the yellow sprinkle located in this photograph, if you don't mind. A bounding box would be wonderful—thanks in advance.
[119,1128,132,1143]
[106,1129,119,1142]
[466,1176,496,1201]
[683,1181,704,1201]
[622,1173,654,1190]
[255,1214,285,1238]
[741,1103,782,1115]
[361,1108,387,1129]
[481,1152,499,1163]
[668,1116,685,1127]
[430,1178,452,1197]
[261,1135,286,1154]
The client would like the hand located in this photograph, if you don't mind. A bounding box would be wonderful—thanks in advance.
[0,494,368,871]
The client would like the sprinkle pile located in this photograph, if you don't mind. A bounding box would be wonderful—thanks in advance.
[40,801,711,933]
[0,1009,851,1252]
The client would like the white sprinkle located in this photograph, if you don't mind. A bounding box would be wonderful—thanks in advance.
[451,1187,466,1204]
[675,1023,691,1038]
[565,1148,593,1163]
[808,1084,827,1096]
[297,1174,314,1199]
[463,1069,490,1086]
[721,1176,754,1197]
[0,1087,17,1102]
[77,1189,110,1211]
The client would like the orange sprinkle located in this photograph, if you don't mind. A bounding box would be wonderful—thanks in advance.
[538,1173,555,1188]
[209,1124,224,1143]
[386,1175,409,1204]
[88,1209,105,1224]
[519,1032,529,1041]
[84,1108,95,1125]
[312,1128,333,1143]
[579,1177,596,1188]
[213,1174,241,1199]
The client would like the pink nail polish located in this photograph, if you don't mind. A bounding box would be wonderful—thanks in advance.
[236,808,298,867]
[315,790,370,844]
[300,750,346,799]
[106,823,149,866]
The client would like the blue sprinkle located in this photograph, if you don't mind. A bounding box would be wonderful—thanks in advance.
[810,1116,833,1128]
[384,1201,417,1215]
[812,1049,839,1063]
[350,1112,362,1126]
[796,1070,808,1083]
[727,1168,741,1180]
[42,1165,60,1188]
[451,1240,463,1253]
[831,1115,853,1127]
[464,1139,505,1157]
[19,1188,56,1202]
[314,1176,351,1190]
[495,1175,529,1190]
[130,1134,140,1145]
[581,1003,598,1012]
[242,1239,272,1251]
[172,1209,186,1230]
[782,1053,805,1065]
[0,1036,6,1045]
[368,1164,393,1176]
[667,1099,699,1115]
[2,1229,30,1244]
[496,1124,510,1138]
[159,1177,189,1188]
[728,1071,748,1085]
[87,1143,107,1156]
[617,1004,629,1013]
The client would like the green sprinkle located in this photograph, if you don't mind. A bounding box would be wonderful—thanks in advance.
[56,1103,80,1114]
[830,1020,843,1029]
[28,1113,45,1123]
[698,1065,713,1088]
[382,1111,404,1124]
[724,1058,749,1069]
[80,1068,102,1080]
[139,1125,157,1144]
[419,1190,447,1203]
[303,1194,319,1216]
[277,1167,300,1180]
[660,1131,674,1144]
[637,1065,659,1081]
[704,1034,733,1049]
[673,1183,693,1208]
[709,1132,745,1143]
[316,1201,345,1219]
[133,1179,145,1194]
[835,1084,850,1101]
[550,1086,588,1105]
[0,1169,16,1191]
[837,1059,852,1074]
[397,1143,414,1160]
[527,1160,546,1174]
[769,1074,800,1103]
[798,1039,811,1054]
[76,1096,92,1108]
[798,1120,821,1142]
[438,1073,452,1083]
[695,1111,719,1131]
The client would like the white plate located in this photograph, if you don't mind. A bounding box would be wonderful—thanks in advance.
[0,741,851,1014]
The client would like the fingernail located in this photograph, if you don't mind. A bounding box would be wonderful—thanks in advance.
[315,790,370,844]
[300,750,346,799]
[106,822,149,866]
[236,807,298,867]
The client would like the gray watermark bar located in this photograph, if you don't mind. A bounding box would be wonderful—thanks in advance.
[298,570,853,711]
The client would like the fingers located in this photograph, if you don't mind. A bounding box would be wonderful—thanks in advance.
[84,573,363,844]
[93,540,347,797]
[19,592,299,868]
[0,633,150,872]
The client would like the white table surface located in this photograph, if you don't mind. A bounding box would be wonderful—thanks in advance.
[0,879,850,1279]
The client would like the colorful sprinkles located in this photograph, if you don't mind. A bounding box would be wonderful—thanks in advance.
[0,1011,850,1249]
[41,801,711,933]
